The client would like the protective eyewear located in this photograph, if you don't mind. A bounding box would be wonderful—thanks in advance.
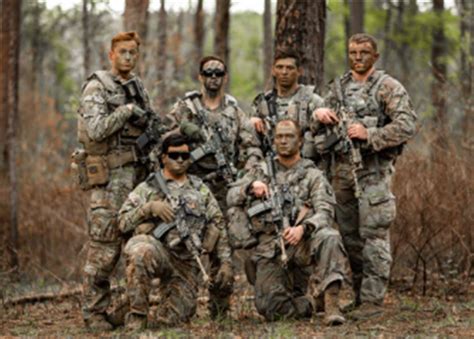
[167,152,191,161]
[200,69,226,77]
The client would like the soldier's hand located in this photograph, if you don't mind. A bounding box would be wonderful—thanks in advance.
[313,108,339,125]
[180,121,205,142]
[250,117,265,134]
[348,123,368,140]
[251,181,269,198]
[214,262,234,289]
[283,225,304,246]
[145,200,175,223]
[128,104,148,127]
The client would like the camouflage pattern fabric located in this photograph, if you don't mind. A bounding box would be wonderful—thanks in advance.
[249,85,325,160]
[227,158,350,321]
[78,70,154,320]
[164,91,259,316]
[319,70,418,305]
[118,171,232,322]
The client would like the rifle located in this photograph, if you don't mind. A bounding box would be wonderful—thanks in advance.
[189,97,237,184]
[122,78,165,162]
[333,80,363,198]
[151,171,210,284]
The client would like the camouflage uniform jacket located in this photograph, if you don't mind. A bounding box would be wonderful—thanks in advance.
[227,158,336,260]
[165,91,258,173]
[249,85,325,159]
[315,70,418,160]
[78,70,154,156]
[119,171,232,264]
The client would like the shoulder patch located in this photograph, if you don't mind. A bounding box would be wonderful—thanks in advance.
[225,94,238,106]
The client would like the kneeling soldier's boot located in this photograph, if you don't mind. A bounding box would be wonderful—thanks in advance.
[107,294,130,327]
[85,313,114,331]
[348,302,383,321]
[323,282,345,326]
[125,313,147,331]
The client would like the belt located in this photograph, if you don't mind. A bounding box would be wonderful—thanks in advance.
[107,148,138,168]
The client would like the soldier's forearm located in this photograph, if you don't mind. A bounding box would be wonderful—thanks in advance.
[87,105,133,142]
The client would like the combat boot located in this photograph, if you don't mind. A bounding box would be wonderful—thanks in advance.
[125,313,147,331]
[348,302,383,321]
[84,313,114,331]
[106,294,130,327]
[323,282,345,326]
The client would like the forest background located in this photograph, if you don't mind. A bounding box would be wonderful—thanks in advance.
[0,0,473,336]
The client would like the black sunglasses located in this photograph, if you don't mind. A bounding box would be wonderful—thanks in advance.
[200,69,226,77]
[167,152,191,161]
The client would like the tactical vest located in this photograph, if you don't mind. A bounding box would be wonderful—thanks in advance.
[77,70,148,156]
[183,90,240,167]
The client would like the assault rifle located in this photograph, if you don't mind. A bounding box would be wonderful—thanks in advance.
[333,80,363,198]
[151,171,210,284]
[122,78,165,162]
[190,97,237,184]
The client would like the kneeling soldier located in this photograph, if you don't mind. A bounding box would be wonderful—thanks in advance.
[118,134,233,330]
[227,119,350,325]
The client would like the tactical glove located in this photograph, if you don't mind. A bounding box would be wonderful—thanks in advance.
[142,200,175,223]
[179,121,205,142]
[129,104,149,127]
[214,261,234,289]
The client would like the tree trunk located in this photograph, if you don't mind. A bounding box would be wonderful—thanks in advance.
[263,0,273,89]
[82,0,91,78]
[431,0,447,143]
[1,0,21,273]
[349,0,364,35]
[381,0,393,69]
[275,0,326,89]
[193,0,204,80]
[172,11,184,81]
[123,0,149,76]
[214,0,231,70]
[155,0,167,110]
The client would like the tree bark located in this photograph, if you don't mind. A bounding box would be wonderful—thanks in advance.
[263,0,273,89]
[349,0,364,35]
[431,0,447,141]
[123,0,149,76]
[172,11,184,81]
[82,0,91,78]
[193,0,204,80]
[155,0,167,110]
[275,0,326,89]
[1,0,22,273]
[214,0,231,69]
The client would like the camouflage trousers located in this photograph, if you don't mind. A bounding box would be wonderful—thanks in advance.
[82,164,144,320]
[331,157,396,305]
[252,227,349,321]
[123,234,200,324]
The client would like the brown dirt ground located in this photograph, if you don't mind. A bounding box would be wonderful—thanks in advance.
[1,275,473,338]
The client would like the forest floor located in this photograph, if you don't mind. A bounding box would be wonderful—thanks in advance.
[1,274,473,338]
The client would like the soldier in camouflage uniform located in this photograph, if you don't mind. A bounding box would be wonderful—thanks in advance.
[249,49,325,162]
[227,119,350,326]
[313,34,418,319]
[164,56,257,318]
[118,134,233,330]
[75,31,156,330]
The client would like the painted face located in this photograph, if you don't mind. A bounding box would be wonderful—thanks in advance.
[109,40,139,75]
[272,58,301,89]
[274,121,302,157]
[162,144,191,176]
[348,42,379,75]
[199,60,227,93]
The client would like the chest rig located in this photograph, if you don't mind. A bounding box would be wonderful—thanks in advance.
[78,71,148,155]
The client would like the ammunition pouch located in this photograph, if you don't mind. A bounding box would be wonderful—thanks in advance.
[227,207,257,249]
[202,224,220,253]
[86,155,110,187]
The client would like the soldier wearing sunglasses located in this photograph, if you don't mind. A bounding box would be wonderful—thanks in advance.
[164,55,258,319]
[118,133,233,330]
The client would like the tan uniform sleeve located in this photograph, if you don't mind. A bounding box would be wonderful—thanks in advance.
[80,79,133,142]
[366,77,418,151]
[118,182,155,234]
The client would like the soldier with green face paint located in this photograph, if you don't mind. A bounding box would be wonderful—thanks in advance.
[313,33,418,320]
[227,119,350,326]
[74,31,158,331]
